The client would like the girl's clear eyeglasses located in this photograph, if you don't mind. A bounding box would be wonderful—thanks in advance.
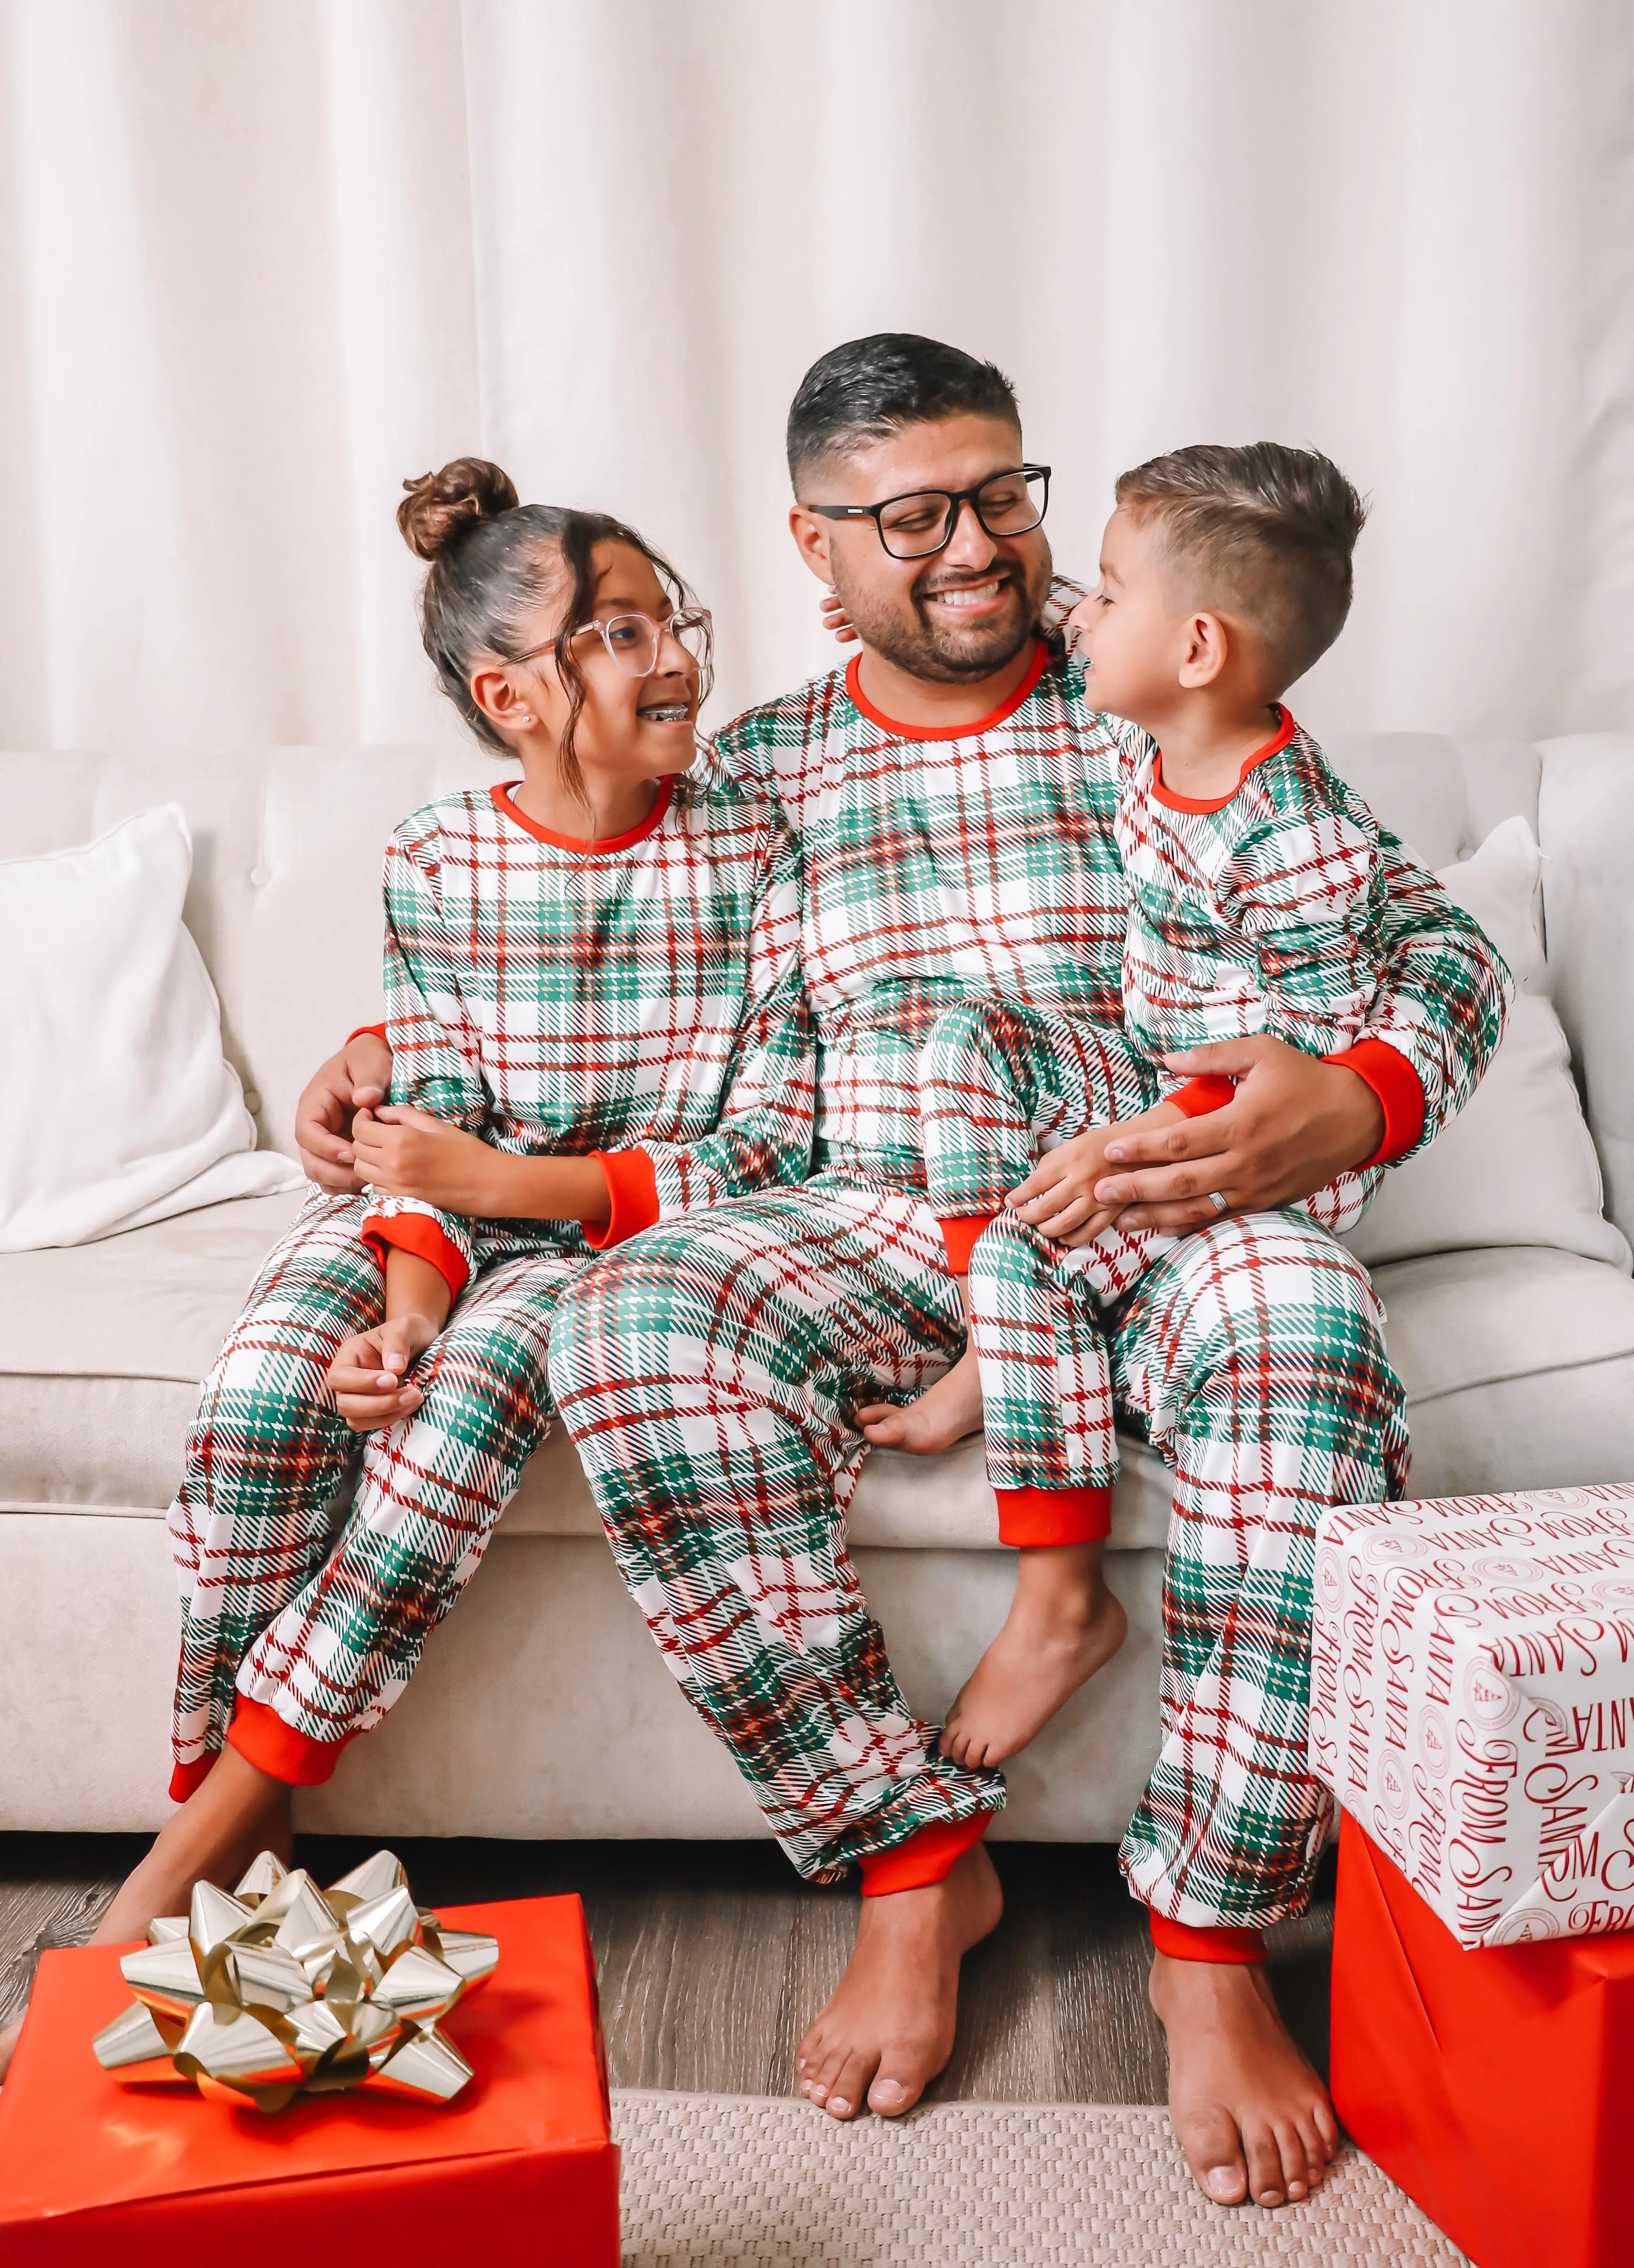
[515,609,713,680]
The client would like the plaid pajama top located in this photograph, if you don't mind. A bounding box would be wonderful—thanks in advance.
[361,772,813,1298]
[705,582,1508,1186]
[1114,705,1399,1077]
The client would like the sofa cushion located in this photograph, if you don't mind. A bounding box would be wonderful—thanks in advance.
[7,1201,1631,1546]
[1371,1245,1634,1496]
[0,1189,1177,1547]
[0,807,302,1252]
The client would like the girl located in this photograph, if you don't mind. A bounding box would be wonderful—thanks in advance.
[37,460,811,1992]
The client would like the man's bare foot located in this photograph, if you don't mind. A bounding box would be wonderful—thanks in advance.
[796,1842,1002,2120]
[90,1747,292,1947]
[940,1544,1126,1766]
[0,2015,21,2085]
[858,1344,984,1455]
[1149,1951,1340,2208]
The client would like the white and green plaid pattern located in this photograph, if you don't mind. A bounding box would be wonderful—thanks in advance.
[172,1194,583,1774]
[168,767,815,1785]
[551,611,1505,1915]
[364,772,812,1279]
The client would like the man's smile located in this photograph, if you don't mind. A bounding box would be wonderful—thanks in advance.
[918,573,1019,619]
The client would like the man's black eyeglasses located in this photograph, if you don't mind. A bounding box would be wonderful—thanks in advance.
[807,465,1051,561]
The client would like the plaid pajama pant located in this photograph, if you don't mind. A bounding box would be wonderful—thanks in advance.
[547,1171,1409,1924]
[169,1190,581,1785]
[918,999,1383,1519]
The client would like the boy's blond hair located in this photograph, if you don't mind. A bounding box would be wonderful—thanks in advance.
[1115,442,1367,693]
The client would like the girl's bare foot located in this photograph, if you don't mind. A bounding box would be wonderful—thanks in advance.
[858,1344,984,1455]
[1149,1951,1340,2207]
[940,1543,1126,1766]
[0,1750,289,2085]
[90,1747,292,1946]
[796,1842,1002,2120]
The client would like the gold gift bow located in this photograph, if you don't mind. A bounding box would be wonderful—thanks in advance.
[91,1848,498,2112]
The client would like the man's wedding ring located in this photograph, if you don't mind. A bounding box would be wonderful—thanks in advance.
[1207,1189,1230,1215]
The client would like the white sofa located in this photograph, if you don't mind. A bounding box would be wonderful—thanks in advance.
[3,733,1632,1842]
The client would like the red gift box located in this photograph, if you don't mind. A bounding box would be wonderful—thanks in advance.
[0,1893,619,2265]
[1331,1814,1634,2268]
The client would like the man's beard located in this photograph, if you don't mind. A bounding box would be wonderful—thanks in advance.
[833,559,1045,685]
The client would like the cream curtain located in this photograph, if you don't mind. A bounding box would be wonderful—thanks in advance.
[0,0,1628,754]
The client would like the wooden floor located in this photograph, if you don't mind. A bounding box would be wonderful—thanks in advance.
[0,1834,1335,2103]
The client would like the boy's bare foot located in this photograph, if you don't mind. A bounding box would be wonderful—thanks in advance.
[940,1545,1126,1767]
[858,1343,984,1455]
[796,1842,1002,2120]
[1149,1951,1340,2208]
[90,1746,292,1947]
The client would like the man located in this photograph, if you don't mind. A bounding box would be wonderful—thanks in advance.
[299,336,1506,2209]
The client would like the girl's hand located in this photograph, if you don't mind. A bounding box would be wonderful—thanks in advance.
[819,586,859,645]
[352,1105,499,1213]
[328,1312,438,1432]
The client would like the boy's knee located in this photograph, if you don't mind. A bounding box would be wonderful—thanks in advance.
[920,998,1018,1083]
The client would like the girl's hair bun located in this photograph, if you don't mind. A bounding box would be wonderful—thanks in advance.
[397,458,520,561]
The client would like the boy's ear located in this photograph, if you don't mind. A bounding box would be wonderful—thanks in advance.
[788,503,837,583]
[1177,610,1230,690]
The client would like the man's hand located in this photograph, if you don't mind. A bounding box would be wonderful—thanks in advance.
[1005,1125,1126,1245]
[351,1105,500,1214]
[295,1032,395,1193]
[328,1312,438,1433]
[1090,1037,1387,1235]
[819,587,859,645]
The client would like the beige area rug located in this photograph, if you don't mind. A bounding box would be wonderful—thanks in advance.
[614,2093,1470,2268]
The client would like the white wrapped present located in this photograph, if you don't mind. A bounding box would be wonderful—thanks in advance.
[1310,1483,1634,1948]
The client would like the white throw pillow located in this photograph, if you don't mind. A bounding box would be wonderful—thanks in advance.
[1343,818,1631,1273]
[0,803,303,1250]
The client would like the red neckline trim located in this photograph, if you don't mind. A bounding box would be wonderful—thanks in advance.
[845,639,1048,741]
[490,774,674,853]
[1151,706,1297,813]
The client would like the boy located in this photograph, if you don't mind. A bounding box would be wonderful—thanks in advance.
[862,443,1396,1766]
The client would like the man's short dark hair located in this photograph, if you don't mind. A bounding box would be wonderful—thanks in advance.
[786,334,1020,492]
[1115,442,1368,692]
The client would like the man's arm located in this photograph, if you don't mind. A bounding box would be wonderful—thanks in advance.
[1094,834,1511,1232]
[295,1028,394,1192]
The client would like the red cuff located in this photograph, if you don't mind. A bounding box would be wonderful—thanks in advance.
[858,1813,992,1897]
[360,1209,471,1303]
[1326,1037,1425,1168]
[1169,1074,1238,1118]
[168,1752,218,1804]
[583,1148,661,1249]
[347,1023,388,1045]
[1149,1911,1267,1963]
[994,1485,1112,1546]
[938,1215,995,1274]
[227,1695,354,1788]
